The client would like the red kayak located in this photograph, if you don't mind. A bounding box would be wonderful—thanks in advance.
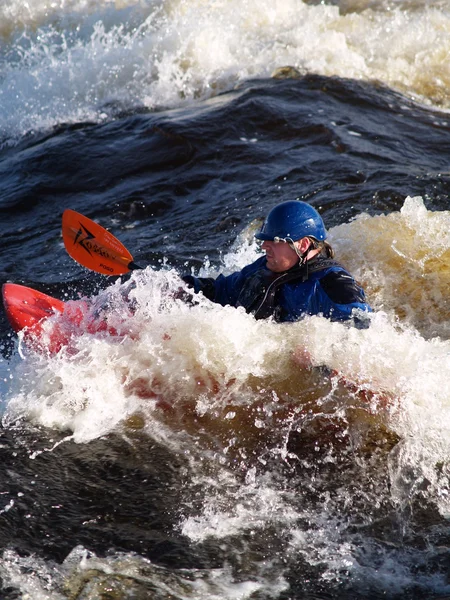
[2,283,117,355]
[2,283,393,411]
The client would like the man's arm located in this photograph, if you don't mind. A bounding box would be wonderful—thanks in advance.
[317,269,372,326]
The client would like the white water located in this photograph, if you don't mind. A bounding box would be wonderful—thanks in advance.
[1,196,450,597]
[1,196,449,486]
[2,0,450,142]
[0,544,287,600]
[2,197,449,440]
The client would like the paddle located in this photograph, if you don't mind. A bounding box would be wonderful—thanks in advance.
[62,209,142,275]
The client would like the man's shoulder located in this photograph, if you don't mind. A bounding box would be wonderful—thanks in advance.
[318,268,367,305]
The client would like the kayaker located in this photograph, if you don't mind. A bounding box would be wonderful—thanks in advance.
[182,200,372,325]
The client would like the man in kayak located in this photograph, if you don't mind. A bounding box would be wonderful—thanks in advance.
[182,200,371,325]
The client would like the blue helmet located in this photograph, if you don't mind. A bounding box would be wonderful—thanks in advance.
[255,201,327,242]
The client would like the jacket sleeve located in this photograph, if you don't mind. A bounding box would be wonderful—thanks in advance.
[182,257,266,308]
[316,269,372,326]
[181,275,216,301]
[181,272,245,307]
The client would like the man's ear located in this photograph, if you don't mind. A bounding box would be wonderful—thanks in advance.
[296,237,311,253]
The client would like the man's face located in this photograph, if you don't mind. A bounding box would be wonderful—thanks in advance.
[261,239,300,272]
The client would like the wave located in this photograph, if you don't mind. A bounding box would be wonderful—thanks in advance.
[1,0,450,141]
[2,196,450,598]
[2,198,449,479]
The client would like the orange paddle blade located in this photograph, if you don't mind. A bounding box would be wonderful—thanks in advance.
[62,209,140,275]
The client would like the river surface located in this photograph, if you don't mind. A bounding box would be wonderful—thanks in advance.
[1,0,450,598]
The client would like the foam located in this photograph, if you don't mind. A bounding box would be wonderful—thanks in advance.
[3,198,449,446]
[0,545,288,600]
[2,197,450,597]
[2,0,450,142]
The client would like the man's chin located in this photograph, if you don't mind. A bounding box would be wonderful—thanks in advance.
[267,261,281,273]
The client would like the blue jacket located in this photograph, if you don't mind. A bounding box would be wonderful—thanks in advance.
[183,255,371,324]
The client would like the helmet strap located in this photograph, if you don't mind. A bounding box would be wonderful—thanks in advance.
[286,237,313,265]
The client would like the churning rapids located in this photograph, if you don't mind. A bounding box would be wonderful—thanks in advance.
[1,0,450,598]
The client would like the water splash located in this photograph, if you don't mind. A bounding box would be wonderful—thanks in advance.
[2,0,450,143]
